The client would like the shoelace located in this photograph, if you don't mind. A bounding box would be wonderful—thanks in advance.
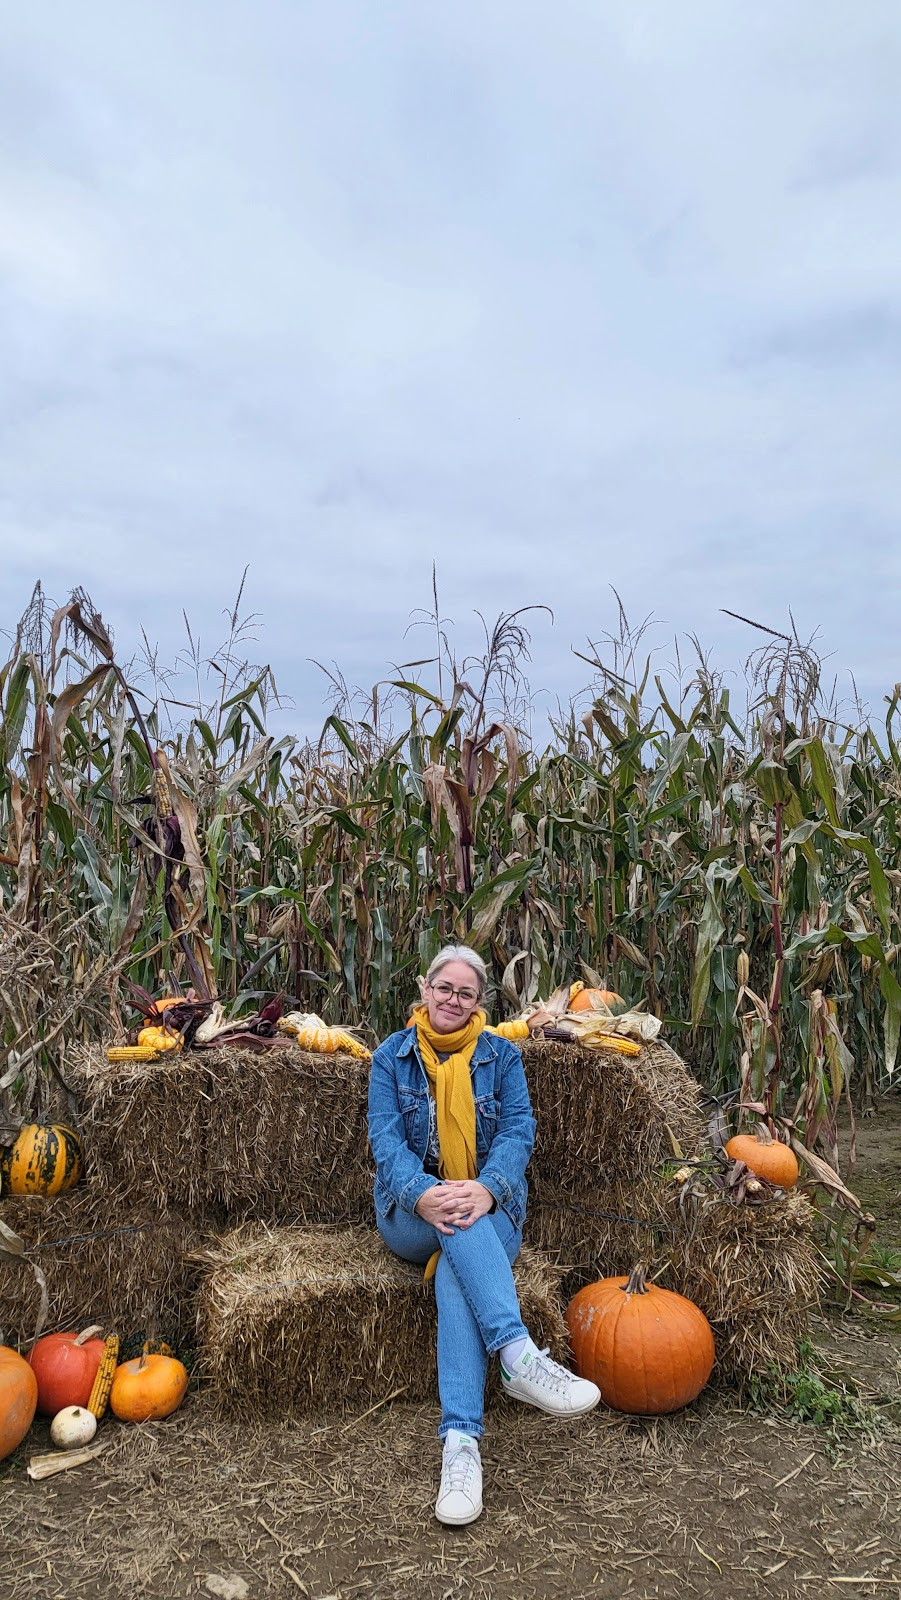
[523,1348,576,1392]
[443,1442,479,1495]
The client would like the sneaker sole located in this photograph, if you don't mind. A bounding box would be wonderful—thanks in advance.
[501,1384,601,1418]
[435,1498,483,1526]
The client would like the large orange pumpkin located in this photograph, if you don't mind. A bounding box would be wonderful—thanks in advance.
[725,1123,799,1189]
[566,1265,715,1414]
[110,1351,188,1422]
[0,1345,38,1460]
[28,1325,107,1416]
[570,987,625,1013]
[0,1124,84,1196]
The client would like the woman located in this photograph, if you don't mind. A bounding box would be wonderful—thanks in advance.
[368,945,600,1527]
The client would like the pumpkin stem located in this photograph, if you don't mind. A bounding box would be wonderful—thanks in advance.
[754,1121,775,1146]
[622,1264,650,1296]
[74,1324,104,1346]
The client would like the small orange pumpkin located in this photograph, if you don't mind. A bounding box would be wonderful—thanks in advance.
[110,1349,188,1422]
[570,987,625,1014]
[725,1123,799,1189]
[28,1325,107,1416]
[566,1265,715,1414]
[0,1345,38,1460]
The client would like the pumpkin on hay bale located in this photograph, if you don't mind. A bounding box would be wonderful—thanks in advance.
[0,1182,203,1352]
[195,1222,568,1419]
[67,1043,374,1225]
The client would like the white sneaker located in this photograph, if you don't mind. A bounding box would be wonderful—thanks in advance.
[435,1431,483,1526]
[500,1344,601,1417]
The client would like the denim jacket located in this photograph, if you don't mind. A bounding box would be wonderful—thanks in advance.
[367,1025,536,1230]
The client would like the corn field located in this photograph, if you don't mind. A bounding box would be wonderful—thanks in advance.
[2,582,900,1170]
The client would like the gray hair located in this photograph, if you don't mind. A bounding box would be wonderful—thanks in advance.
[423,945,488,998]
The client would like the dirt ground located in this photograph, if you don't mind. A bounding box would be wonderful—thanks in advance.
[2,1105,899,1600]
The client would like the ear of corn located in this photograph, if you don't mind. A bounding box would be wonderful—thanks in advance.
[106,1046,170,1062]
[87,1333,119,1418]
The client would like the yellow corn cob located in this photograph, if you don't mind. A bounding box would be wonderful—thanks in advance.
[106,1046,168,1062]
[87,1332,119,1418]
[580,1032,641,1057]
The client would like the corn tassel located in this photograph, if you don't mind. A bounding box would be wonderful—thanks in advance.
[87,1333,119,1419]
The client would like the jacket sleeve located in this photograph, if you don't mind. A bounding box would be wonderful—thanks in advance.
[476,1040,536,1211]
[367,1039,439,1215]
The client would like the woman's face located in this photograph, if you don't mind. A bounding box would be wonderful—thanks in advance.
[424,959,483,1032]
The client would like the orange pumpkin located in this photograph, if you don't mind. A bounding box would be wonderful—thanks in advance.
[28,1325,107,1417]
[725,1123,799,1189]
[570,987,625,1013]
[142,996,182,1020]
[566,1265,715,1414]
[110,1350,188,1422]
[0,1345,38,1460]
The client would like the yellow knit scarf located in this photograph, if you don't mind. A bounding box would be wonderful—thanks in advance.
[411,1002,484,1280]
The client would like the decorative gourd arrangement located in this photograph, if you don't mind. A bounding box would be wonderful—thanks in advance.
[0,1345,38,1461]
[110,1349,188,1422]
[566,1266,715,1414]
[0,1123,84,1196]
[28,1325,108,1416]
[725,1123,799,1189]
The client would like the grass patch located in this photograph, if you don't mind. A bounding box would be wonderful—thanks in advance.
[747,1339,883,1450]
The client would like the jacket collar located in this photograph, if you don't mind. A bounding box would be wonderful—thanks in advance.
[397,1022,498,1069]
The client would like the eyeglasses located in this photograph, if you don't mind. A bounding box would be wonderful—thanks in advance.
[428,980,480,1006]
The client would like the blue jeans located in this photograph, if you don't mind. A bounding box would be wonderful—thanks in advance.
[377,1204,527,1440]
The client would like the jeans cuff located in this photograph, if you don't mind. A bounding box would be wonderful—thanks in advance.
[439,1420,484,1441]
[485,1322,528,1357]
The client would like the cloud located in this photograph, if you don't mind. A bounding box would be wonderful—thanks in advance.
[1,0,900,739]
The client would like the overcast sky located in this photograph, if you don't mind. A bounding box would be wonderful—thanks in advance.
[2,2,900,740]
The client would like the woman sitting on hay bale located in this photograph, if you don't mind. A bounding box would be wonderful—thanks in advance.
[368,946,600,1527]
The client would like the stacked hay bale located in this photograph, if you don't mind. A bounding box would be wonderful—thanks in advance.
[0,1042,374,1351]
[200,1224,568,1416]
[520,1036,821,1381]
[0,1028,820,1395]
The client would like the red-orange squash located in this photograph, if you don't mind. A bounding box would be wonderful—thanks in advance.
[566,1265,715,1414]
[0,1345,38,1460]
[570,987,625,1013]
[110,1351,188,1422]
[28,1325,107,1417]
[725,1123,799,1189]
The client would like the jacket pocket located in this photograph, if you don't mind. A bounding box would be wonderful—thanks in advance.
[474,1093,500,1156]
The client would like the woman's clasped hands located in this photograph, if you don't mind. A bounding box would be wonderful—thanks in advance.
[415,1179,494,1234]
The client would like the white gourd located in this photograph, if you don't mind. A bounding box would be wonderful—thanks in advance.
[50,1405,98,1449]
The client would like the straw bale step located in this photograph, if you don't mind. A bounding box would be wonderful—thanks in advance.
[197,1223,569,1417]
[0,1182,204,1351]
[69,1044,373,1225]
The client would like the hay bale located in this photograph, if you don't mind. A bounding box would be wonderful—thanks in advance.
[526,1174,670,1284]
[528,1175,820,1384]
[0,1183,204,1352]
[520,1037,706,1189]
[69,1044,373,1224]
[668,1191,821,1382]
[197,1223,568,1418]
